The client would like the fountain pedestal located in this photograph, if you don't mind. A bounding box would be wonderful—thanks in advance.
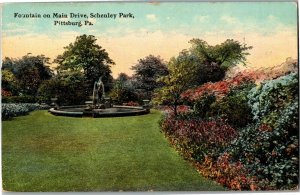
[142,99,150,111]
[104,97,112,108]
[50,97,59,110]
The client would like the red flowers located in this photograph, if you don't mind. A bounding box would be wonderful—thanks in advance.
[181,73,254,102]
[198,153,259,191]
[123,101,139,106]
[1,89,12,97]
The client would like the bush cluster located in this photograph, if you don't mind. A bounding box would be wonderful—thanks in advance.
[226,73,299,190]
[160,72,298,190]
[2,103,50,120]
[2,96,37,103]
[160,115,237,162]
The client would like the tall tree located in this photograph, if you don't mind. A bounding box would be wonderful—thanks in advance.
[2,54,53,96]
[189,39,252,85]
[54,34,115,93]
[131,55,169,99]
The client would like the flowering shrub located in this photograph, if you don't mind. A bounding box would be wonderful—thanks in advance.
[1,89,12,97]
[160,105,191,115]
[226,73,299,190]
[209,82,255,128]
[227,58,298,84]
[160,116,237,161]
[197,153,259,190]
[2,103,50,120]
[248,72,298,123]
[122,101,140,106]
[181,73,254,102]
[160,71,298,190]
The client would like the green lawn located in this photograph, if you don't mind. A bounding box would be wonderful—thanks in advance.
[2,110,223,192]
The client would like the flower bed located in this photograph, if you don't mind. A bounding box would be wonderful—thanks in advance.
[2,103,50,120]
[160,72,299,190]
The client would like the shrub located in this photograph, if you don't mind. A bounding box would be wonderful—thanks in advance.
[181,73,254,102]
[160,115,237,161]
[209,82,255,128]
[248,72,298,123]
[37,71,87,106]
[2,96,36,103]
[197,153,259,190]
[193,93,216,118]
[160,72,298,190]
[2,103,50,120]
[225,73,299,190]
[1,89,12,97]
[110,88,138,105]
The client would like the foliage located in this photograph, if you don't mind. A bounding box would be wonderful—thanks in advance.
[193,93,216,118]
[2,54,53,96]
[224,72,299,190]
[154,39,252,115]
[248,72,298,123]
[1,89,12,97]
[37,71,86,105]
[153,51,198,115]
[131,55,169,99]
[197,153,258,190]
[160,115,237,162]
[1,69,18,95]
[54,34,115,93]
[226,101,299,189]
[109,73,139,104]
[182,73,255,128]
[160,71,299,190]
[226,58,298,83]
[188,39,252,85]
[209,82,255,128]
[182,72,254,102]
[2,103,50,120]
[2,95,36,103]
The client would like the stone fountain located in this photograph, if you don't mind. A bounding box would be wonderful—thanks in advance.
[49,76,150,118]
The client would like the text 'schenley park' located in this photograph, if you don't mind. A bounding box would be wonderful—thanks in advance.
[1,2,298,192]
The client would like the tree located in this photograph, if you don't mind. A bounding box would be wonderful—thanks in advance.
[109,73,138,104]
[131,55,169,99]
[54,34,115,94]
[2,54,53,96]
[153,51,198,115]
[37,71,86,105]
[189,39,252,85]
[1,69,18,96]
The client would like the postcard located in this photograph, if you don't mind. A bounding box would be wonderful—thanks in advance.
[1,1,298,192]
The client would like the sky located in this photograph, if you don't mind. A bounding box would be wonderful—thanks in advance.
[1,2,298,78]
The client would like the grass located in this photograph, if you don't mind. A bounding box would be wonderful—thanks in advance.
[2,110,224,192]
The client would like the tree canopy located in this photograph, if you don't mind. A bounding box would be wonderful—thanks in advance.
[2,54,53,96]
[153,39,252,115]
[54,34,115,92]
[189,39,252,85]
[153,51,197,115]
[131,55,169,99]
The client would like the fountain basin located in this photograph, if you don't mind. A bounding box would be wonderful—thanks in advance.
[49,105,150,117]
